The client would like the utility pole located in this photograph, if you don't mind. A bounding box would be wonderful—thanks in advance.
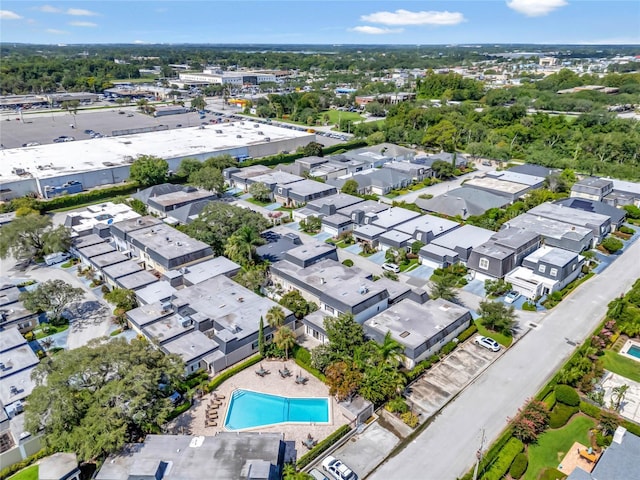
[472,429,486,480]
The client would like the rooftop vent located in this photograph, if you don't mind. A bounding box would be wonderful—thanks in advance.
[236,135,242,138]
[399,331,410,338]
[359,285,368,294]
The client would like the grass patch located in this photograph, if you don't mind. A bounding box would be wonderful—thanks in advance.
[474,319,513,347]
[326,109,363,125]
[399,258,419,272]
[602,350,640,382]
[7,465,38,480]
[524,415,595,480]
[33,322,69,340]
[245,197,273,207]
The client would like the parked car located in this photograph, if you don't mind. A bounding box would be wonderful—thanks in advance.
[44,252,71,266]
[322,456,358,480]
[474,335,501,352]
[309,469,330,480]
[504,291,520,304]
[382,263,400,274]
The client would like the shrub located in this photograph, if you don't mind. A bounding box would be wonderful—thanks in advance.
[0,449,52,479]
[618,225,634,235]
[549,404,579,428]
[400,411,419,428]
[206,355,262,392]
[522,301,537,311]
[622,419,640,437]
[481,437,523,480]
[509,452,528,479]
[457,324,478,343]
[296,425,351,469]
[601,237,623,254]
[555,385,580,406]
[293,345,326,382]
[342,259,354,267]
[385,397,409,414]
[166,400,192,421]
[440,340,457,356]
[39,182,141,212]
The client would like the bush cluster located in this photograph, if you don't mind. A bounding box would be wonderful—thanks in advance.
[0,449,52,479]
[481,437,524,480]
[385,397,409,414]
[166,400,192,422]
[293,345,326,382]
[508,452,528,479]
[400,411,419,428]
[549,404,579,428]
[296,424,351,469]
[40,182,140,212]
[555,385,580,406]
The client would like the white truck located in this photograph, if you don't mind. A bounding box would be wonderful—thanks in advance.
[44,252,70,266]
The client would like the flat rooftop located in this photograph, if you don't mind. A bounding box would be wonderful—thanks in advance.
[431,224,494,251]
[0,122,313,182]
[90,251,130,269]
[284,241,336,263]
[464,177,531,195]
[77,242,116,259]
[102,260,143,280]
[286,179,336,197]
[337,200,390,218]
[182,257,240,285]
[505,214,592,243]
[529,202,611,226]
[365,298,470,349]
[229,165,272,181]
[149,189,215,208]
[126,223,212,263]
[307,193,363,212]
[393,214,460,237]
[162,330,218,363]
[485,170,545,187]
[524,245,578,267]
[117,270,159,291]
[250,170,303,186]
[370,207,421,230]
[136,281,177,306]
[144,315,195,345]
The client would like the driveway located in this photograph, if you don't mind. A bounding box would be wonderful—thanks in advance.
[369,235,640,480]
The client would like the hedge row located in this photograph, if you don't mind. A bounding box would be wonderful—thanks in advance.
[460,428,514,480]
[509,452,528,479]
[543,392,557,410]
[480,437,524,480]
[166,400,192,422]
[39,182,141,212]
[0,448,52,480]
[297,424,352,470]
[243,140,367,169]
[457,323,479,343]
[293,346,326,382]
[579,401,601,419]
[555,385,580,407]
[206,354,262,392]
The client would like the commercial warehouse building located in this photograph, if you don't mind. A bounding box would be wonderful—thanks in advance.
[0,122,314,199]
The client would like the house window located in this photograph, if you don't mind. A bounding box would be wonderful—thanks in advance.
[550,268,558,277]
[572,264,576,271]
[538,265,546,273]
[325,305,335,315]
[479,258,489,270]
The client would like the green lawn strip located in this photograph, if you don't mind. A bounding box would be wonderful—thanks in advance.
[474,319,513,347]
[7,465,38,480]
[523,415,595,480]
[602,350,640,382]
[326,109,363,125]
[33,323,69,340]
[244,197,272,207]
[399,259,419,272]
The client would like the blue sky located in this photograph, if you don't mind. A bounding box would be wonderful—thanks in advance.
[1,1,639,45]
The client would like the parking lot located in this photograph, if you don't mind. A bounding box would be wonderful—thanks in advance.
[0,107,226,149]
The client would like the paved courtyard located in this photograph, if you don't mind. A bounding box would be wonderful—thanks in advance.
[166,359,349,455]
[600,371,640,423]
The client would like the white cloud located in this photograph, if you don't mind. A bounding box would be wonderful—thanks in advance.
[66,8,98,16]
[133,40,150,44]
[69,21,97,27]
[0,10,23,20]
[350,26,404,35]
[506,0,568,17]
[361,9,465,26]
[46,28,68,34]
[34,5,62,13]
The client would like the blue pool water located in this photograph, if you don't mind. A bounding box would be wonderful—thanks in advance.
[224,389,329,430]
[627,345,640,360]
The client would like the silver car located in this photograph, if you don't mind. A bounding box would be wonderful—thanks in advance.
[474,335,501,352]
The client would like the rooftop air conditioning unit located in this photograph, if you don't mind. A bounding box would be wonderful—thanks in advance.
[236,135,242,138]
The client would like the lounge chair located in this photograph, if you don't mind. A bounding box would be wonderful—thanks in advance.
[205,420,217,427]
[279,368,292,378]
[213,393,226,400]
[296,375,308,385]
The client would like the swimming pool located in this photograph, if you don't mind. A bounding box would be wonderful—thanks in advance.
[224,389,330,431]
[620,339,640,363]
[627,345,640,360]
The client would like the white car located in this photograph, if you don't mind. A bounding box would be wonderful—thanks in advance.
[322,456,358,480]
[504,291,520,304]
[474,335,501,352]
[382,263,400,274]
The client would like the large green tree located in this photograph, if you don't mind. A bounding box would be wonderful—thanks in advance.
[429,275,459,303]
[248,182,273,203]
[20,279,84,321]
[478,300,517,335]
[224,225,265,266]
[25,338,183,461]
[129,155,169,186]
[341,179,359,195]
[274,326,296,359]
[279,290,316,319]
[177,158,203,178]
[325,312,366,360]
[185,203,270,255]
[188,166,225,194]
[0,214,71,261]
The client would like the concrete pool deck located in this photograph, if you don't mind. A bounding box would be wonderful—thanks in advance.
[166,359,349,455]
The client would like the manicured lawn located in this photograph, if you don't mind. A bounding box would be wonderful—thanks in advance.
[33,322,69,340]
[602,350,640,382]
[245,197,272,207]
[8,465,38,480]
[474,320,513,347]
[399,258,419,272]
[524,415,595,480]
[326,109,363,125]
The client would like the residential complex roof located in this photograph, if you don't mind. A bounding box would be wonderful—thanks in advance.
[414,187,510,218]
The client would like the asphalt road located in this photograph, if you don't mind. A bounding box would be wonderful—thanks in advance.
[369,237,640,480]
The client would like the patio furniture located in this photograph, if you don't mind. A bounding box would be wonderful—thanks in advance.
[213,393,225,400]
[295,373,308,385]
[279,367,292,378]
[579,448,597,463]
[256,364,270,377]
[207,413,219,420]
[303,435,317,449]
[205,420,217,427]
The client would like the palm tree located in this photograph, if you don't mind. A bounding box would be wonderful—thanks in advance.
[610,384,629,412]
[225,226,264,266]
[429,275,459,303]
[376,331,405,366]
[274,326,296,359]
[266,306,286,330]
